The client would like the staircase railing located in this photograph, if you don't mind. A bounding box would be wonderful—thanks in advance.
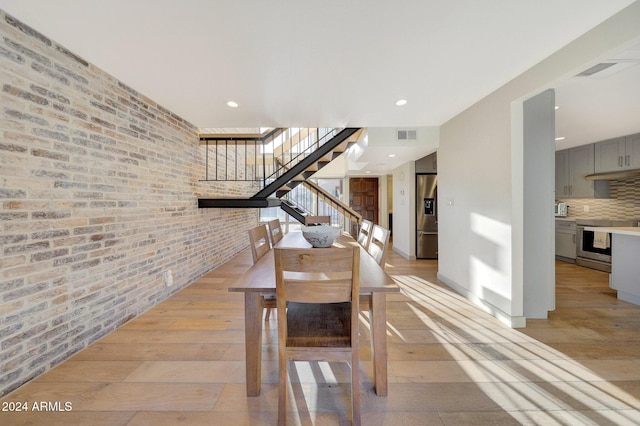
[199,128,340,186]
[253,128,359,200]
[264,128,338,183]
[302,180,361,225]
[200,128,282,182]
[198,127,362,227]
[284,180,361,233]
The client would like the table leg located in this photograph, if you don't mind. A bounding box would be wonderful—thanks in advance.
[245,292,263,396]
[370,292,388,396]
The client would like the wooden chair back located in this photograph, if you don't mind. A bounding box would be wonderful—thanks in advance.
[357,219,373,248]
[267,218,284,246]
[367,224,390,267]
[274,246,361,424]
[304,215,331,225]
[248,224,277,320]
[247,224,271,264]
[275,247,359,305]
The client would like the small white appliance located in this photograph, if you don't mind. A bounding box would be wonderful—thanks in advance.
[555,203,568,217]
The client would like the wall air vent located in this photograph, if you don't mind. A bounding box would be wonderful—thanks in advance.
[396,129,417,140]
[575,63,616,77]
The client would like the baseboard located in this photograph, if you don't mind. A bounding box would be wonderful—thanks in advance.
[617,290,640,306]
[555,255,575,264]
[436,272,527,328]
[392,246,415,260]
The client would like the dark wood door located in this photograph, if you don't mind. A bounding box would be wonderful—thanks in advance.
[349,177,378,235]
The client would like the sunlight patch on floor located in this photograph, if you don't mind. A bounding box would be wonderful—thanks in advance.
[391,273,640,425]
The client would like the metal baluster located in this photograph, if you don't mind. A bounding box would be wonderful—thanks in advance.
[262,139,266,187]
[205,139,209,181]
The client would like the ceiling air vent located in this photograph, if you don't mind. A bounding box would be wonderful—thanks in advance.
[575,63,617,77]
[396,129,417,140]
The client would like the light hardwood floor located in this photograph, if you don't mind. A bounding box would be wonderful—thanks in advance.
[3,247,640,425]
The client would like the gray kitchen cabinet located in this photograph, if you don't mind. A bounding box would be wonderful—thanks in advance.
[594,136,625,172]
[555,144,603,198]
[555,149,570,197]
[416,152,437,173]
[627,133,640,168]
[595,133,640,172]
[555,220,576,260]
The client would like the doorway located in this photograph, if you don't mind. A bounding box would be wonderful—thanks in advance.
[349,177,378,235]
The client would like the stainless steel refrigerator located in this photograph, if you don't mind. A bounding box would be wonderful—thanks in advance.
[416,174,438,259]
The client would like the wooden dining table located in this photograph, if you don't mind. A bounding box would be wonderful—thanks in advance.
[229,230,399,397]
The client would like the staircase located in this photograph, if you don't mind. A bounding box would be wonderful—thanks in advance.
[281,180,362,226]
[198,128,363,228]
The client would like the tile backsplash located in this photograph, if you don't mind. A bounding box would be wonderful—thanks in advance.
[558,179,640,218]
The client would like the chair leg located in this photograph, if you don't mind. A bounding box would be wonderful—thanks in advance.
[265,307,271,321]
[351,355,361,426]
[278,357,287,426]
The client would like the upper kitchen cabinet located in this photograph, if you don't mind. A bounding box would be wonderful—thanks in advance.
[555,149,571,196]
[556,144,609,199]
[416,152,437,173]
[595,133,640,173]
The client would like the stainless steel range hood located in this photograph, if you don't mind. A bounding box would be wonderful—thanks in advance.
[585,169,640,181]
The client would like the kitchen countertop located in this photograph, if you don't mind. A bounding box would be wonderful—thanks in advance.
[556,217,640,226]
[584,226,640,236]
[554,217,615,221]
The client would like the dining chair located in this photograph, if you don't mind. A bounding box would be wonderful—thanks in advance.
[367,224,390,267]
[304,215,331,225]
[267,218,284,246]
[357,219,373,248]
[360,224,390,314]
[264,219,284,320]
[274,246,361,426]
[247,224,277,320]
[248,224,270,263]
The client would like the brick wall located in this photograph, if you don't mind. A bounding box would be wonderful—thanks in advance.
[0,10,258,396]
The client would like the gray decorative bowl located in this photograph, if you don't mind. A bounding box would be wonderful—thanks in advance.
[301,225,341,248]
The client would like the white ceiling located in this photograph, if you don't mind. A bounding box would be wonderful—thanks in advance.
[1,0,639,171]
[555,43,640,149]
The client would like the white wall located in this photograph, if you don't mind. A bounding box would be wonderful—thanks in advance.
[438,96,517,324]
[437,2,640,327]
[366,127,439,153]
[378,176,389,229]
[391,162,416,259]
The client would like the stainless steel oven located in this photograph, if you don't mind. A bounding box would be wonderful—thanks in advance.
[576,218,639,272]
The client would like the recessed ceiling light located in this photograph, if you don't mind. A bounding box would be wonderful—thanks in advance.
[395,99,407,106]
[366,171,371,174]
[388,154,396,158]
[227,101,239,108]
[555,105,560,110]
[555,136,565,141]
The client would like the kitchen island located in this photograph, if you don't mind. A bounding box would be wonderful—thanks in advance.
[585,226,640,305]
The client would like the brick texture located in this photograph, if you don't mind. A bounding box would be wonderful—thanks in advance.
[0,10,259,396]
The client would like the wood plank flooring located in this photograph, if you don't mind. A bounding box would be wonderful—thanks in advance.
[3,248,640,425]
